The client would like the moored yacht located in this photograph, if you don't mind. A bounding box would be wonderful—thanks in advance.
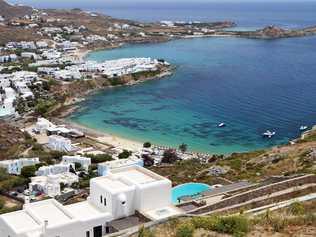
[300,126,308,131]
[218,123,226,128]
[262,130,276,138]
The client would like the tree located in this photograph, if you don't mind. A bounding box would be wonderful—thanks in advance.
[60,182,66,191]
[162,149,178,164]
[143,142,152,148]
[118,150,132,159]
[142,154,154,167]
[0,167,9,182]
[179,143,188,153]
[35,99,56,116]
[87,154,113,164]
[21,165,37,178]
[74,162,82,170]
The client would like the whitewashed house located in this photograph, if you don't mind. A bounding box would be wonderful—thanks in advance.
[36,41,48,49]
[0,54,17,63]
[36,163,72,176]
[29,173,79,197]
[35,117,55,133]
[21,52,39,60]
[0,166,180,237]
[0,158,40,175]
[62,155,91,171]
[47,135,74,152]
[0,88,16,117]
[29,175,61,197]
[97,158,143,176]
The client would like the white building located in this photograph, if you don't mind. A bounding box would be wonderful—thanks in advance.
[0,166,181,237]
[0,158,39,175]
[36,163,72,176]
[36,41,48,48]
[0,87,16,117]
[62,155,91,171]
[29,175,60,197]
[29,173,79,197]
[0,54,17,63]
[21,52,39,60]
[47,135,74,152]
[98,158,143,176]
[35,117,55,133]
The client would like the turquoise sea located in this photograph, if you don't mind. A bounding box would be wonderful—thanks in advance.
[69,35,316,154]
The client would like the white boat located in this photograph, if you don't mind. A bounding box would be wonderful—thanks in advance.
[262,130,276,138]
[300,126,308,131]
[218,123,226,128]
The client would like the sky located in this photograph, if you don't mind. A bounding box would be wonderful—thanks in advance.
[8,0,314,10]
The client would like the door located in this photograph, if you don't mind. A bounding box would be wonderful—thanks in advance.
[93,225,102,237]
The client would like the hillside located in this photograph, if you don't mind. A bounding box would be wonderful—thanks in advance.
[0,0,33,19]
[0,121,27,160]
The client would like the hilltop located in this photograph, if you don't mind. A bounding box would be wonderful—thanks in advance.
[0,0,33,19]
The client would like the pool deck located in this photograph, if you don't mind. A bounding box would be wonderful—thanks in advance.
[200,181,253,198]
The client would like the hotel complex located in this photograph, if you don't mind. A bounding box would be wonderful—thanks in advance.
[0,166,182,237]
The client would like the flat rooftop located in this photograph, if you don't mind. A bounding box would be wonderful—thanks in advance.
[1,210,40,233]
[93,176,131,192]
[66,201,111,221]
[25,200,73,227]
[113,168,157,185]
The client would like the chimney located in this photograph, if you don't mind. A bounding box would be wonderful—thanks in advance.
[24,195,30,204]
[42,220,48,236]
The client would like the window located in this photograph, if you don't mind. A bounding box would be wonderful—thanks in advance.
[104,197,106,206]
[100,195,103,204]
[86,231,90,237]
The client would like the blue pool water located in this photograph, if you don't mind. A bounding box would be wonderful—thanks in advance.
[172,183,210,204]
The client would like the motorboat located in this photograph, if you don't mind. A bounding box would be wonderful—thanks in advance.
[218,123,226,128]
[300,126,308,131]
[262,130,276,138]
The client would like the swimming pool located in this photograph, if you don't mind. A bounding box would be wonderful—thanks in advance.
[172,183,210,204]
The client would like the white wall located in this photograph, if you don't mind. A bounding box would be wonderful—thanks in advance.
[136,180,172,212]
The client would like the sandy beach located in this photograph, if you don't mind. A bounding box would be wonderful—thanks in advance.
[55,118,143,152]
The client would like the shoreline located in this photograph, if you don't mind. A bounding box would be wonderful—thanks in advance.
[55,118,144,152]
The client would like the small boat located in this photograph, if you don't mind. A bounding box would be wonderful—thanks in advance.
[262,130,276,138]
[300,126,308,131]
[218,123,226,128]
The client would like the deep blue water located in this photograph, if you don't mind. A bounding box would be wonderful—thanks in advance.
[11,1,316,28]
[70,36,316,154]
[90,2,316,29]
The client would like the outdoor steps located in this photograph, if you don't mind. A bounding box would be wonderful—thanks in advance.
[189,174,316,215]
[199,184,316,216]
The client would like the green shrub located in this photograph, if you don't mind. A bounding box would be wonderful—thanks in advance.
[0,168,9,182]
[143,142,152,148]
[191,216,218,230]
[176,222,195,237]
[87,154,113,163]
[270,216,288,232]
[21,165,37,178]
[0,176,27,192]
[0,197,5,209]
[288,202,305,216]
[138,226,155,237]
[214,215,249,237]
[118,150,132,159]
